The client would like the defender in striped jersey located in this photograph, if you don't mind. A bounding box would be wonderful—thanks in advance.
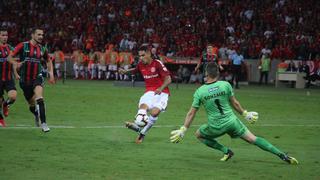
[0,27,17,127]
[8,28,55,132]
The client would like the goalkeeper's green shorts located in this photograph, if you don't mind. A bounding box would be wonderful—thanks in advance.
[199,118,248,139]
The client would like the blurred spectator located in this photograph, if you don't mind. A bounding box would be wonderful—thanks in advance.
[0,0,318,61]
[307,56,320,87]
[277,59,288,73]
[259,54,272,85]
[177,65,191,84]
[287,60,297,72]
[189,71,203,84]
[230,49,245,89]
[298,60,310,87]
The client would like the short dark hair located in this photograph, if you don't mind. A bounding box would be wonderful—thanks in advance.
[205,62,219,78]
[31,27,43,34]
[138,45,149,52]
[0,27,8,32]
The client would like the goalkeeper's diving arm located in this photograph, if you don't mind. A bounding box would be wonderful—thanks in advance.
[229,96,245,115]
[182,107,198,129]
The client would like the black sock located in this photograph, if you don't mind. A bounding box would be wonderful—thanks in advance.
[36,98,46,124]
[4,99,15,106]
[29,106,38,117]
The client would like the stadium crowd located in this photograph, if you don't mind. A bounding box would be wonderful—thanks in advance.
[1,0,319,60]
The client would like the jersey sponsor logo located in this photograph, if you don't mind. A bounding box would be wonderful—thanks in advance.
[143,74,159,79]
[208,87,219,93]
[24,57,41,63]
[151,67,156,72]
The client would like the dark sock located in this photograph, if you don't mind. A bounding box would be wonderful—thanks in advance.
[200,138,229,154]
[4,99,15,106]
[29,106,38,116]
[36,98,46,124]
[254,137,284,157]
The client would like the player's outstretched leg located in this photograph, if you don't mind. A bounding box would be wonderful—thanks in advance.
[241,131,298,164]
[136,115,158,144]
[254,137,298,164]
[195,129,233,161]
[125,121,141,132]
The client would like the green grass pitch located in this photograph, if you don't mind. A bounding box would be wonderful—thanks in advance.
[0,80,319,179]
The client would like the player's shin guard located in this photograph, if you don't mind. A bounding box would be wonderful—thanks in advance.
[140,115,158,135]
[253,137,284,156]
[36,98,46,124]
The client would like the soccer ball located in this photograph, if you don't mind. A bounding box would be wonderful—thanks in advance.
[134,114,149,127]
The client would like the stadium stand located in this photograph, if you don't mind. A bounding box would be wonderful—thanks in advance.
[1,0,319,60]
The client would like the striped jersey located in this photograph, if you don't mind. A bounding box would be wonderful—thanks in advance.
[12,41,49,84]
[0,44,14,81]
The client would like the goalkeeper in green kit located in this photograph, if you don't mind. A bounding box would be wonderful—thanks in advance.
[170,62,298,164]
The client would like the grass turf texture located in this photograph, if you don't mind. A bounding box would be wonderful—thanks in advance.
[0,80,319,180]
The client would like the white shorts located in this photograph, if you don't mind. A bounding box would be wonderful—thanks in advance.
[138,91,169,111]
[108,64,118,71]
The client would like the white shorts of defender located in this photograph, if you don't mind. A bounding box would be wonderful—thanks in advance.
[139,91,169,111]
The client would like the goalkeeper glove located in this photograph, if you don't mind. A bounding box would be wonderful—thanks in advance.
[170,126,187,143]
[242,110,258,124]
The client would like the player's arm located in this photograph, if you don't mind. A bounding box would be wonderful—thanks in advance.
[8,54,21,80]
[8,43,23,80]
[170,90,201,143]
[230,96,245,114]
[46,52,55,84]
[183,107,198,128]
[194,58,202,72]
[155,75,171,94]
[230,96,258,124]
[170,107,198,143]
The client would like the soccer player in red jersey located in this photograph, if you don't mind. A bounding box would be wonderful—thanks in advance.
[119,46,172,143]
[0,27,17,127]
[8,27,55,132]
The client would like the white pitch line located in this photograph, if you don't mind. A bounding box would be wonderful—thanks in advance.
[0,124,320,129]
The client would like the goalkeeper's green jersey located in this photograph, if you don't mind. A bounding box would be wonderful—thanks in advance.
[192,80,236,128]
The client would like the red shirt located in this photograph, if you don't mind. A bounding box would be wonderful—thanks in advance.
[133,59,170,94]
